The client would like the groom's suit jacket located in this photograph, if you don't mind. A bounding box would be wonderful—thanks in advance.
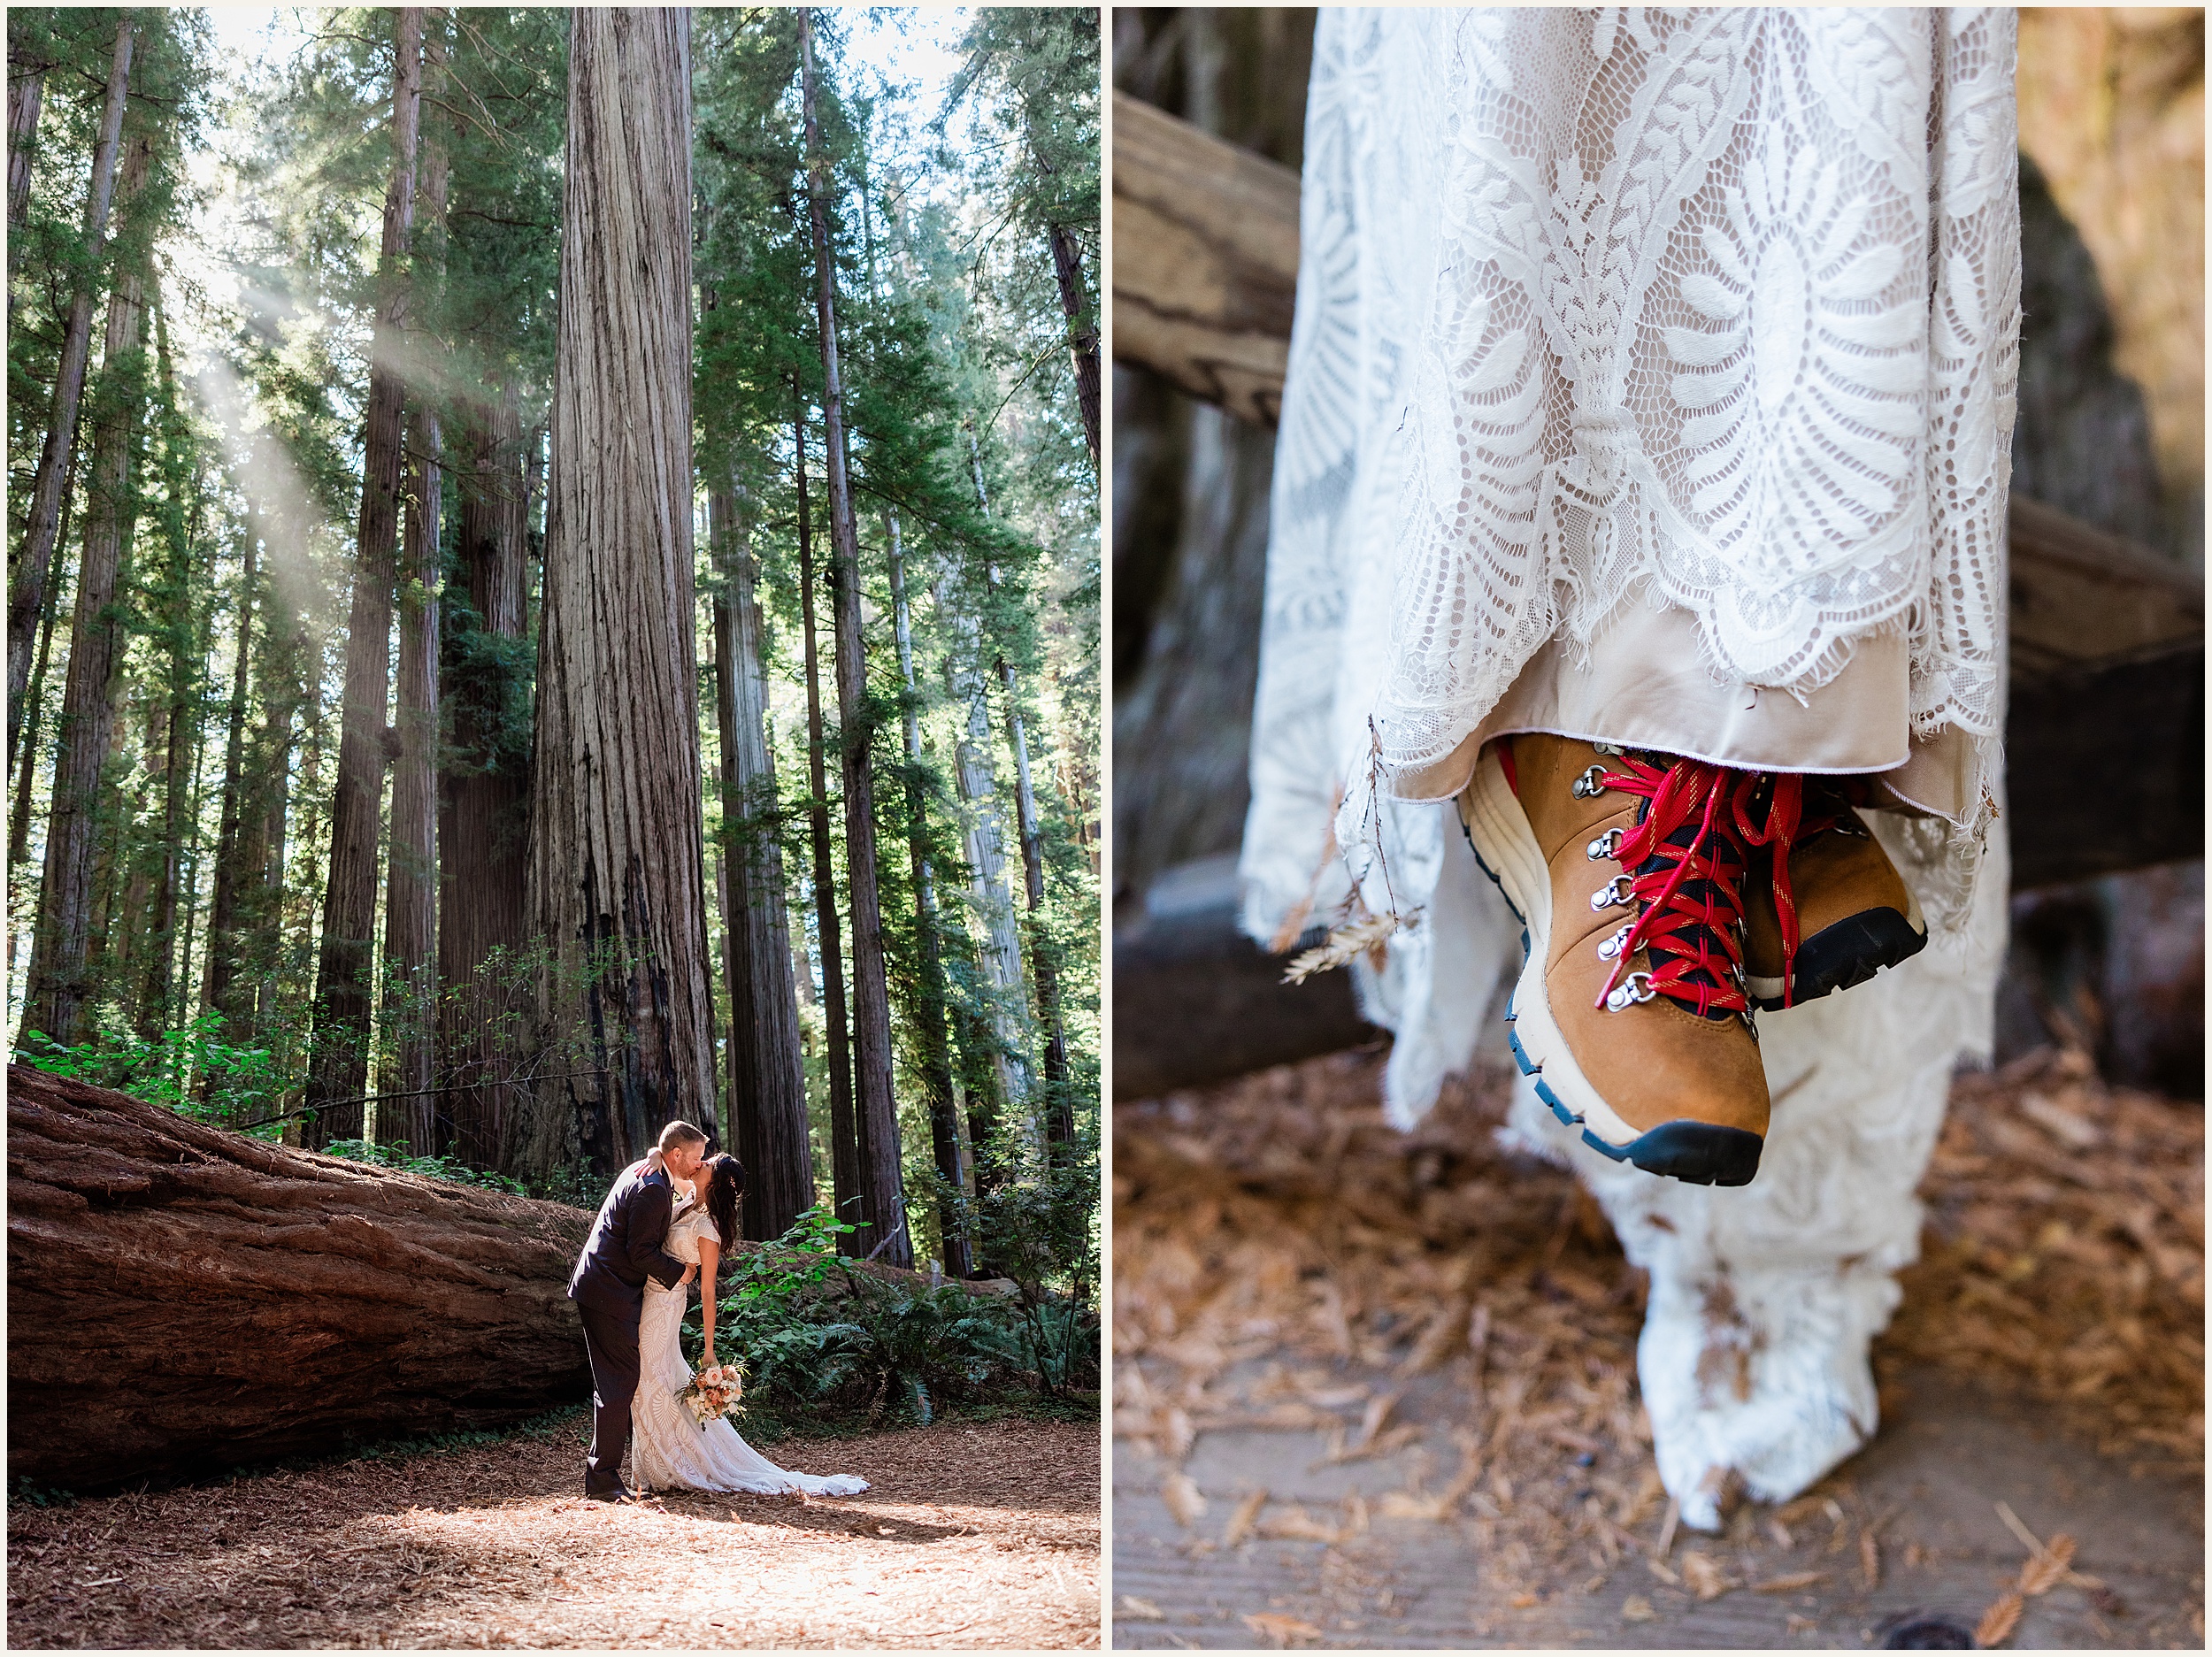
[568,1160,690,1319]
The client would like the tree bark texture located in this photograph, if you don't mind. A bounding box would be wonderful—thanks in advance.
[795,405,862,1251]
[709,479,813,1242]
[965,441,1072,1146]
[304,7,422,1147]
[6,1063,593,1494]
[379,397,441,1153]
[20,127,154,1051]
[202,521,260,1029]
[135,310,199,1039]
[7,48,42,278]
[887,510,972,1276]
[527,6,718,1183]
[8,473,71,875]
[938,579,1032,1140]
[439,387,530,1170]
[802,9,910,1269]
[1049,223,1102,466]
[7,15,134,772]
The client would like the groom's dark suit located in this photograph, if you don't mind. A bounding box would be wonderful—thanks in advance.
[569,1159,690,1498]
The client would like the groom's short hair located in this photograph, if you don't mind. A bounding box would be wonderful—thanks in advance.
[657,1121,709,1153]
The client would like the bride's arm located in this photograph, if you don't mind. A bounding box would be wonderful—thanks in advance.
[696,1236,720,1367]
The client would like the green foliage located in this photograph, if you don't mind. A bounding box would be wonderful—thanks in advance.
[16,1010,288,1133]
[318,1138,527,1196]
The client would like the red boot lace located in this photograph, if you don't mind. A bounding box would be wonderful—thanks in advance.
[1728,775,1872,1009]
[1588,754,1755,1020]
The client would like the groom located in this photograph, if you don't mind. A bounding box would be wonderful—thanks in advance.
[569,1120,706,1500]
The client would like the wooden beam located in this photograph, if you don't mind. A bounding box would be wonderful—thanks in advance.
[1111,91,1298,427]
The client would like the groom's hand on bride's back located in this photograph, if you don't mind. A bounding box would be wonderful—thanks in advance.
[679,1264,697,1286]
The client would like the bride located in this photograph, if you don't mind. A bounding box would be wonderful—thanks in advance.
[631,1151,869,1498]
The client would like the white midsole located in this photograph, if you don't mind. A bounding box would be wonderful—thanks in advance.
[1462,749,1649,1151]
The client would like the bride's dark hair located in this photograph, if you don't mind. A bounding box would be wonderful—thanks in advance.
[699,1153,745,1256]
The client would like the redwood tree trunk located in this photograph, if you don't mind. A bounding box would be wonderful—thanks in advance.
[795,402,862,1250]
[6,1063,593,1494]
[887,510,973,1276]
[201,517,260,1030]
[304,7,423,1147]
[709,476,813,1240]
[379,395,440,1153]
[526,6,718,1183]
[7,16,134,772]
[1049,222,1101,467]
[19,126,154,1051]
[7,47,43,289]
[802,10,909,1270]
[438,387,530,1170]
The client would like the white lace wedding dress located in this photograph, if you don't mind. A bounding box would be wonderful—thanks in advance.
[631,1204,869,1497]
[1241,9,2020,1528]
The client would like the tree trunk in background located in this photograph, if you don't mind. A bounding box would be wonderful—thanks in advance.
[887,510,972,1276]
[802,9,909,1270]
[201,520,259,1032]
[8,1064,594,1494]
[526,6,718,1184]
[938,576,1030,1154]
[303,7,422,1148]
[8,16,134,772]
[439,387,530,1170]
[378,395,440,1154]
[967,440,1073,1147]
[7,44,43,301]
[709,476,812,1241]
[1049,224,1102,468]
[795,403,861,1252]
[135,305,200,1039]
[379,70,446,1155]
[20,125,153,1051]
[9,472,73,876]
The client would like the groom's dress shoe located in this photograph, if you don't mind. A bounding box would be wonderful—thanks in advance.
[585,1483,635,1503]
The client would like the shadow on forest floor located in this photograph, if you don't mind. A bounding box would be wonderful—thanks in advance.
[7,1415,1099,1649]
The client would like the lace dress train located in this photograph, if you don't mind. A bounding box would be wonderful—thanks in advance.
[629,1210,868,1498]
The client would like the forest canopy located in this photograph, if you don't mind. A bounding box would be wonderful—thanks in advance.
[6,5,1102,1287]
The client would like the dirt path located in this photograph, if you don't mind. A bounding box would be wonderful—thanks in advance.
[9,1415,1100,1649]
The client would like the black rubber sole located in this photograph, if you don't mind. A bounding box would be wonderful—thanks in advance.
[1465,807,1764,1188]
[1753,906,1928,1011]
[1578,1119,1765,1186]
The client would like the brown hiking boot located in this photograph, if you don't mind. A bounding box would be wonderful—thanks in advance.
[1735,776,1927,1011]
[1458,734,1769,1187]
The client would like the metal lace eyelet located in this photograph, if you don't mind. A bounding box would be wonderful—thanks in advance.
[1586,827,1623,862]
[1590,874,1634,912]
[1604,972,1655,1013]
[1571,764,1609,800]
[1596,921,1635,961]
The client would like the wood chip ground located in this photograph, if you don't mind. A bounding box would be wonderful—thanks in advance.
[9,1415,1100,1649]
[1114,1045,2203,1648]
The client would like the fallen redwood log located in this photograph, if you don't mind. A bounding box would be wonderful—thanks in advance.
[8,1063,596,1493]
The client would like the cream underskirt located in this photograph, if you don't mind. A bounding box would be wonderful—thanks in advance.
[1387,602,1976,826]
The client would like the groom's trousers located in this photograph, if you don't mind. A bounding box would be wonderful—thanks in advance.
[578,1300,641,1497]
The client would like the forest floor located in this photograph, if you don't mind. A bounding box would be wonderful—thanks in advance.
[1114,1045,2204,1649]
[8,1413,1100,1649]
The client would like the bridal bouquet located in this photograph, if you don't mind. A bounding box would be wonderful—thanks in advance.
[678,1360,747,1429]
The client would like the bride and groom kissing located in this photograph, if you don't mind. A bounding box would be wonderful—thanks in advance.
[567,1120,869,1502]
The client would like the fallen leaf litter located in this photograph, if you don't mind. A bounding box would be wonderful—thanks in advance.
[9,1417,1098,1649]
[1115,1042,2202,1633]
